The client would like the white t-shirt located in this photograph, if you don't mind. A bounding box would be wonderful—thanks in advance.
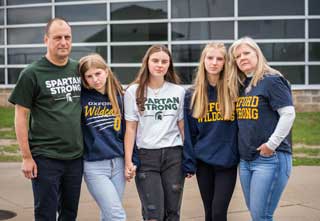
[124,81,185,149]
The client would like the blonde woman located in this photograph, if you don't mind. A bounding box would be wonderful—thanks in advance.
[124,45,185,221]
[79,54,126,221]
[228,37,296,221]
[183,43,239,221]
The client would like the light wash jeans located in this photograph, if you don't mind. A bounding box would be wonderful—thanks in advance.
[84,157,126,221]
[239,151,292,221]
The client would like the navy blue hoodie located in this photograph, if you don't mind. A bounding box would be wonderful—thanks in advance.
[81,87,124,161]
[183,85,239,174]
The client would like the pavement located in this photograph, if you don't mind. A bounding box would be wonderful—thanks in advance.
[0,163,319,221]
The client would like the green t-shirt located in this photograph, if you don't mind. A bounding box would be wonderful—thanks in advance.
[9,57,83,160]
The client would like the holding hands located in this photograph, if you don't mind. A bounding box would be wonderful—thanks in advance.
[125,161,137,182]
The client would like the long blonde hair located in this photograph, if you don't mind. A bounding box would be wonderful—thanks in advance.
[228,36,281,100]
[79,53,123,117]
[190,42,234,120]
[131,44,180,112]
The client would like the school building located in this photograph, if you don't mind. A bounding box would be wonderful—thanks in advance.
[0,0,319,111]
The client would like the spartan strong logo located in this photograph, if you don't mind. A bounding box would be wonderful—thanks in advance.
[155,111,163,120]
[143,97,179,120]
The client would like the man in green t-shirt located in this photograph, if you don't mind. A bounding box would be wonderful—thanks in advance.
[8,18,83,221]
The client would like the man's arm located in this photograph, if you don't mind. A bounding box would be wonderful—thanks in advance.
[15,104,37,179]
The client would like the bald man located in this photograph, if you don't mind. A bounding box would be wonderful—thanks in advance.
[9,18,83,221]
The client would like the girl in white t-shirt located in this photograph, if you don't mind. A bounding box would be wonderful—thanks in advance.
[124,44,185,221]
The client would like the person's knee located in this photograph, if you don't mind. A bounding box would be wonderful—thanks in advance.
[212,205,228,221]
[143,204,162,221]
[108,204,126,221]
[171,183,183,193]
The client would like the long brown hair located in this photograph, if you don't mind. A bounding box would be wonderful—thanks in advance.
[79,53,123,117]
[131,44,180,112]
[190,42,234,120]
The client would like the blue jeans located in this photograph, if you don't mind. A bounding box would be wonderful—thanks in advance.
[32,156,83,221]
[239,152,292,221]
[84,157,126,221]
[135,146,185,221]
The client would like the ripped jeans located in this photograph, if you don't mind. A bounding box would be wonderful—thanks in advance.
[135,146,185,221]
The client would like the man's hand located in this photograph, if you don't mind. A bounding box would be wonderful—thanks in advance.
[22,158,38,179]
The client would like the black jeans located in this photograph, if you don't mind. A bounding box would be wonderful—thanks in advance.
[196,160,237,221]
[135,146,185,221]
[32,156,83,221]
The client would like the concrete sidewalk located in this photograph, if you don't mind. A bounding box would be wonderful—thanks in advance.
[0,163,319,220]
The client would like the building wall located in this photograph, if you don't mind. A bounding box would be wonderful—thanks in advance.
[0,0,320,87]
[292,90,320,112]
[0,88,11,107]
[1,88,320,112]
[0,0,320,112]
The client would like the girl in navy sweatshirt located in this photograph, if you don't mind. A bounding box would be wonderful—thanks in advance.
[183,43,239,221]
[79,54,126,221]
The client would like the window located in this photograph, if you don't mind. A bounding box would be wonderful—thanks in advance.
[172,0,233,18]
[7,27,44,44]
[309,0,320,15]
[0,0,318,88]
[7,7,51,25]
[112,45,150,63]
[273,66,305,84]
[111,23,167,42]
[0,49,4,64]
[111,1,167,20]
[309,20,320,38]
[0,69,4,84]
[309,66,320,84]
[309,43,320,61]
[259,43,304,62]
[8,0,50,5]
[0,29,3,45]
[0,9,3,25]
[8,68,23,84]
[172,21,233,41]
[175,66,196,84]
[8,48,46,64]
[71,46,107,61]
[55,4,107,22]
[239,0,304,16]
[55,0,89,2]
[172,44,204,63]
[111,67,139,84]
[239,20,304,39]
[71,25,107,43]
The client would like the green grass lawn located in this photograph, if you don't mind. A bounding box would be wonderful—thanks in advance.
[0,107,15,127]
[0,107,320,165]
[292,112,320,145]
[0,107,15,139]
